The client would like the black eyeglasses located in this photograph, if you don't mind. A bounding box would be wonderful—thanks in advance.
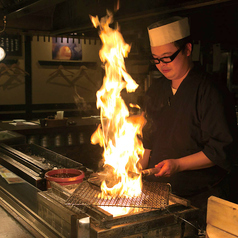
[150,48,182,65]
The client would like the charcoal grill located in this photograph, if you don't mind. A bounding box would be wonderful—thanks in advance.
[60,179,199,237]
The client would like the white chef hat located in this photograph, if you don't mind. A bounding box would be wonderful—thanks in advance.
[148,16,190,47]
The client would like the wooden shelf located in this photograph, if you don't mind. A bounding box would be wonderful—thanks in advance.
[38,60,97,67]
[2,59,18,64]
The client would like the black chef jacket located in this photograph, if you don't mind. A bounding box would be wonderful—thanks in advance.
[143,66,237,197]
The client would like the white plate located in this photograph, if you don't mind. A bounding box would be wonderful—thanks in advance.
[13,119,26,123]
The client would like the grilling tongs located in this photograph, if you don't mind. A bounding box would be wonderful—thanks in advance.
[140,167,161,176]
[128,167,161,178]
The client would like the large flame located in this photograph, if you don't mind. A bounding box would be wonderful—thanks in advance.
[90,11,146,198]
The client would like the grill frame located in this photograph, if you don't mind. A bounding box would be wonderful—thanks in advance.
[64,180,180,229]
[66,181,171,209]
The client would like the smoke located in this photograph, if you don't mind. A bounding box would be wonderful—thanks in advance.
[74,86,91,111]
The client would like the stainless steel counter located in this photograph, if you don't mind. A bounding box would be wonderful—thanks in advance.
[0,174,64,238]
[0,204,34,238]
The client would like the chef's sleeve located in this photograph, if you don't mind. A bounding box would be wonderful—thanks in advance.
[200,80,237,171]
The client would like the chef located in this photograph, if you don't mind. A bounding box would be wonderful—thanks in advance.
[141,16,237,229]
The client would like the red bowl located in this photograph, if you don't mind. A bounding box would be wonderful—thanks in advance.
[45,168,84,188]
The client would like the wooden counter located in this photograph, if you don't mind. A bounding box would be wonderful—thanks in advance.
[0,117,99,145]
[0,117,99,134]
[0,117,103,171]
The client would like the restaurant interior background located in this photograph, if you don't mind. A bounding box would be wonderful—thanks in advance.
[0,1,238,237]
[0,0,238,170]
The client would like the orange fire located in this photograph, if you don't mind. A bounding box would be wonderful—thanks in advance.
[90,11,146,198]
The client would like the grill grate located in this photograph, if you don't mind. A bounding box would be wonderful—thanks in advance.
[66,181,170,209]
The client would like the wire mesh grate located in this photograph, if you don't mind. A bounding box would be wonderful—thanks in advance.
[65,181,170,209]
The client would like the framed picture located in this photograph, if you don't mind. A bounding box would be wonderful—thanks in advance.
[52,37,82,60]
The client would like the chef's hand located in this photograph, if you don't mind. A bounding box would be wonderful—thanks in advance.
[154,159,180,177]
[153,152,214,177]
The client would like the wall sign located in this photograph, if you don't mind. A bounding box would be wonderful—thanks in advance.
[0,34,22,57]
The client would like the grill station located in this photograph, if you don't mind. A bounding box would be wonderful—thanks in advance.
[0,143,199,237]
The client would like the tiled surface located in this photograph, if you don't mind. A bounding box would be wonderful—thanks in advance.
[0,205,34,238]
